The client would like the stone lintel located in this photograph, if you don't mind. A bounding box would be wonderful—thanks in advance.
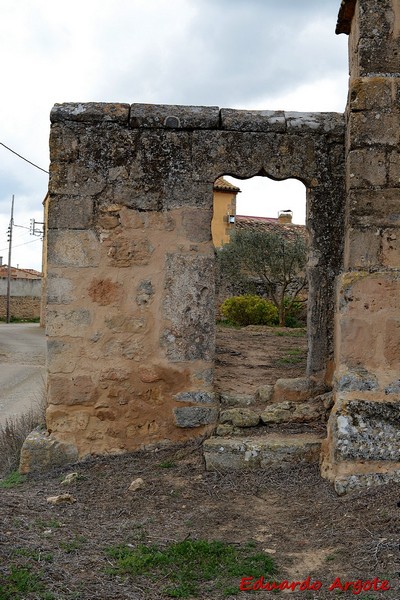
[51,102,130,124]
[129,103,220,129]
[220,109,344,136]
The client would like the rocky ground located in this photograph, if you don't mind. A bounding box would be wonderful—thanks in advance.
[1,325,399,599]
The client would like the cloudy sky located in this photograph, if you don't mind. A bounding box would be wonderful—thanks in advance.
[0,0,349,271]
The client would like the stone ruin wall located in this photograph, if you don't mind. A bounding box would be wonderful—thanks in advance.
[37,0,400,493]
[321,0,400,493]
[45,104,344,458]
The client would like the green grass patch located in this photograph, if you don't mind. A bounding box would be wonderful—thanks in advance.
[0,471,26,489]
[0,316,40,323]
[0,566,51,600]
[12,548,53,563]
[105,539,275,598]
[158,460,177,469]
[60,535,87,554]
[34,518,62,530]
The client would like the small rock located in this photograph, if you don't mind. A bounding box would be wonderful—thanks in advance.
[255,385,274,403]
[220,393,255,407]
[129,477,145,492]
[220,408,260,428]
[215,423,234,436]
[60,472,79,485]
[46,493,76,505]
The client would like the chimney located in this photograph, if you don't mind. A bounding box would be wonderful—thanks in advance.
[278,210,293,224]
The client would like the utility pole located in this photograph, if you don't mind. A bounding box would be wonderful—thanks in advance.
[6,195,14,323]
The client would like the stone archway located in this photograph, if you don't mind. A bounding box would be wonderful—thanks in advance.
[41,104,344,462]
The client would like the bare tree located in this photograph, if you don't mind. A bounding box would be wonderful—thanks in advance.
[217,229,307,326]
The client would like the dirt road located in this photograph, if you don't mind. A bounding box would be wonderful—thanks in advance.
[0,323,46,425]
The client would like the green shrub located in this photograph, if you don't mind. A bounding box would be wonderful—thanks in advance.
[220,295,279,327]
[283,299,306,328]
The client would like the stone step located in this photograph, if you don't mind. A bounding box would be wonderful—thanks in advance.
[217,392,333,435]
[203,433,323,471]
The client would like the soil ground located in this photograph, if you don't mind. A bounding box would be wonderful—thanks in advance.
[1,325,399,599]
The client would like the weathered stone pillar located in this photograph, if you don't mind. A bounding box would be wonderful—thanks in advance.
[322,0,400,493]
[45,104,219,458]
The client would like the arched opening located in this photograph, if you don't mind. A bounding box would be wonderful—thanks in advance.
[212,174,308,389]
[210,173,331,443]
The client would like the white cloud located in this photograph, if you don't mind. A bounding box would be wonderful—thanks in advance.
[0,0,348,270]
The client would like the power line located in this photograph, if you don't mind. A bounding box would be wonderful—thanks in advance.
[0,141,49,174]
[0,237,41,253]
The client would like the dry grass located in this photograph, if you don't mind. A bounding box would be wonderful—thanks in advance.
[0,393,46,478]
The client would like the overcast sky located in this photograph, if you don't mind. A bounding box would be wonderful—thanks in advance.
[0,0,349,271]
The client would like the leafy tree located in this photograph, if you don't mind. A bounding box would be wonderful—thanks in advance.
[217,229,307,326]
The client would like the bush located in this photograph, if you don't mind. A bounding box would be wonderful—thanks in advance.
[220,295,279,326]
[0,392,46,478]
[220,295,306,327]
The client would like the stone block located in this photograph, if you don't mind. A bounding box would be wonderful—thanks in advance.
[349,111,400,148]
[384,319,400,367]
[388,150,400,187]
[336,369,379,392]
[381,228,400,268]
[255,385,274,403]
[48,374,98,406]
[220,393,256,407]
[88,278,123,306]
[348,189,400,228]
[47,230,100,268]
[260,402,294,424]
[286,111,344,136]
[338,316,378,367]
[181,208,212,243]
[47,340,76,374]
[215,424,234,436]
[220,109,286,133]
[348,149,386,188]
[173,391,218,404]
[19,429,79,474]
[46,276,75,304]
[204,434,323,471]
[334,469,400,496]
[349,77,394,112]
[136,280,155,306]
[50,162,106,196]
[272,377,326,404]
[49,123,79,162]
[162,253,215,361]
[46,309,91,338]
[260,394,330,425]
[219,408,260,427]
[173,406,218,428]
[333,400,400,462]
[344,227,381,269]
[47,196,94,229]
[106,236,154,267]
[51,102,130,124]
[130,103,220,129]
[259,435,322,468]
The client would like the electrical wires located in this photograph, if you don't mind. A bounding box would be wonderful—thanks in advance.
[0,141,49,174]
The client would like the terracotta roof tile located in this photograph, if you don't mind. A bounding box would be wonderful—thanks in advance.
[336,0,356,35]
[0,266,42,279]
[235,215,306,241]
[213,177,241,193]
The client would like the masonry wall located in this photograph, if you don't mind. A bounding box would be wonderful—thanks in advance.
[322,0,400,493]
[46,103,345,458]
[0,278,41,319]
